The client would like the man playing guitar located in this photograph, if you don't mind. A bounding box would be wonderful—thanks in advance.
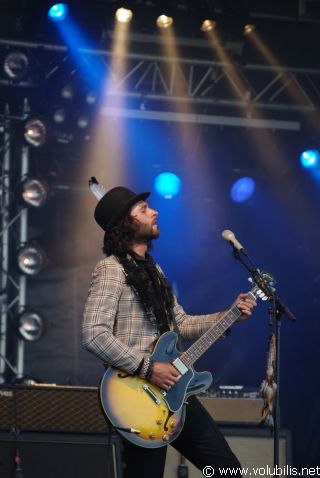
[82,183,256,478]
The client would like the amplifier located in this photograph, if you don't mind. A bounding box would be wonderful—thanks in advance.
[0,385,122,478]
[0,431,122,478]
[199,397,264,424]
[0,384,108,434]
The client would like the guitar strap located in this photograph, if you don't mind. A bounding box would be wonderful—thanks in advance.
[167,303,185,352]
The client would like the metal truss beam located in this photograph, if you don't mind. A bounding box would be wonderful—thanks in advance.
[1,35,320,130]
[0,111,29,382]
[101,107,300,131]
[0,115,11,383]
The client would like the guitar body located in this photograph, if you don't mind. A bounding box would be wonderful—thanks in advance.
[99,280,270,448]
[99,331,213,448]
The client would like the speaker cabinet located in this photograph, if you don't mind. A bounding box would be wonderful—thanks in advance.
[0,431,123,478]
[198,397,264,424]
[164,427,292,478]
[0,385,108,434]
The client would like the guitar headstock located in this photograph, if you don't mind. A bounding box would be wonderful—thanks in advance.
[248,271,276,302]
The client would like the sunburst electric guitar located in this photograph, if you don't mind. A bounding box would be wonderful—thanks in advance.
[100,280,270,448]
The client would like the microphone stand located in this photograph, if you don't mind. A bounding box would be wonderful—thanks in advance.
[229,246,295,468]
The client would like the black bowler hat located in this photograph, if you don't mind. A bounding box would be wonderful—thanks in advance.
[94,186,150,231]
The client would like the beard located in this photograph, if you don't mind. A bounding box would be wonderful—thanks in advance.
[133,221,160,244]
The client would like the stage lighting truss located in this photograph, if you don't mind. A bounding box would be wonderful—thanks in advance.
[0,112,51,381]
[21,178,49,208]
[16,310,45,342]
[1,36,320,133]
[17,243,47,276]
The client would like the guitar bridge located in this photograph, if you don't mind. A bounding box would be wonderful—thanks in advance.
[143,384,161,405]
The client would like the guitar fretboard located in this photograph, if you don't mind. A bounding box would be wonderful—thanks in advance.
[180,291,255,367]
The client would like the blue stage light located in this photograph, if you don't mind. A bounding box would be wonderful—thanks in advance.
[230,177,255,203]
[154,172,182,199]
[300,149,319,169]
[48,3,69,22]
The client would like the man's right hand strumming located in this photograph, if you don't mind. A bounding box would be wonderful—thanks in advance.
[149,362,181,390]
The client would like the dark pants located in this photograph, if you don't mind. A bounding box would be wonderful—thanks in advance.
[122,396,241,478]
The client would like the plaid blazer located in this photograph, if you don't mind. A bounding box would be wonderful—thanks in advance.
[82,255,223,374]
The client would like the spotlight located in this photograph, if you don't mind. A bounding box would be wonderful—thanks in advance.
[24,119,47,147]
[21,178,49,208]
[156,15,173,29]
[53,108,66,124]
[201,19,216,32]
[18,244,47,276]
[230,177,255,203]
[16,310,44,342]
[300,149,319,168]
[86,90,98,105]
[3,51,29,81]
[77,114,89,129]
[154,172,182,199]
[48,3,69,23]
[61,84,74,100]
[115,7,133,24]
[243,24,255,36]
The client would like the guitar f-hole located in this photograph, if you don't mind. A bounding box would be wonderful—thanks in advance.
[164,411,174,431]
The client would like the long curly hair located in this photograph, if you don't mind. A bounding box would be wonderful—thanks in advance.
[103,213,137,257]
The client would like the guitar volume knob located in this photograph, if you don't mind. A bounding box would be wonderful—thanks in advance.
[149,432,156,439]
[156,419,163,425]
[162,434,170,441]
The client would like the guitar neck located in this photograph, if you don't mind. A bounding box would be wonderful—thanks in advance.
[180,291,255,368]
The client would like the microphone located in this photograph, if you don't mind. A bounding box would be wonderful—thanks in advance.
[222,230,247,255]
